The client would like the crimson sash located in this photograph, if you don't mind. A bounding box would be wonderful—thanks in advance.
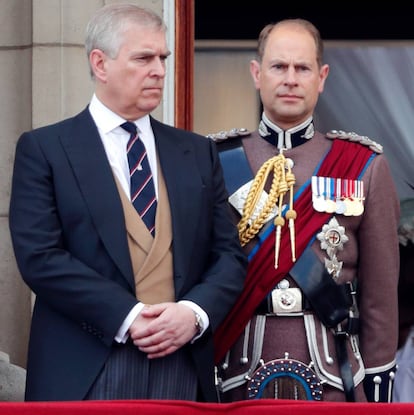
[214,139,376,363]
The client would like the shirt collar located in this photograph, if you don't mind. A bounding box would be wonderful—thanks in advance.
[89,94,151,135]
[259,112,315,149]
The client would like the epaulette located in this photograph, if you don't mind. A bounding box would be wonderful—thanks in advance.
[326,130,383,154]
[206,128,251,143]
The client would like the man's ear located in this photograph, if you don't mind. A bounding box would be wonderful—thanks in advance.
[89,49,107,82]
[318,63,330,93]
[250,59,261,89]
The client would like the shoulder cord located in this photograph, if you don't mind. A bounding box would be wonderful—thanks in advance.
[238,151,296,268]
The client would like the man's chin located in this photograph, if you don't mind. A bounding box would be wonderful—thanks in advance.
[139,99,162,113]
[143,93,162,104]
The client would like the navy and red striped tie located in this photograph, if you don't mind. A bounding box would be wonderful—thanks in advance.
[121,121,157,236]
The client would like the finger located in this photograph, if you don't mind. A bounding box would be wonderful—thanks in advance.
[146,345,179,359]
[137,338,171,354]
[140,303,169,318]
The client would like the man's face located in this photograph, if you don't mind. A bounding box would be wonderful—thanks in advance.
[250,24,329,130]
[94,24,170,120]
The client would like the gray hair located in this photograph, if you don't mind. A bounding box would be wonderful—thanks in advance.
[85,3,167,78]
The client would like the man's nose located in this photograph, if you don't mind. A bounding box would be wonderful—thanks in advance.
[150,58,166,77]
[284,66,298,83]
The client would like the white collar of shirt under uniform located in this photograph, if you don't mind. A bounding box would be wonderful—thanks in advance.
[88,94,158,199]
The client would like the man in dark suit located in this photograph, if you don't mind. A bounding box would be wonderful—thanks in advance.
[8,3,246,402]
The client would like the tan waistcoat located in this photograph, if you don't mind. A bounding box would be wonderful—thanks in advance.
[114,167,175,304]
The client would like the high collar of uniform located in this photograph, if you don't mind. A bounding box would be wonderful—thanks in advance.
[258,113,315,149]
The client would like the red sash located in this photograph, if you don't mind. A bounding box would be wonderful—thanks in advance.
[214,139,376,363]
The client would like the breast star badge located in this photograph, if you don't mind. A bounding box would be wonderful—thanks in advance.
[316,216,349,280]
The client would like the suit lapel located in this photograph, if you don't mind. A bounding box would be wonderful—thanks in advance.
[151,119,203,289]
[59,108,135,291]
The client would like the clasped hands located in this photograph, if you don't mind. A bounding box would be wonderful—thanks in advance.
[129,302,197,359]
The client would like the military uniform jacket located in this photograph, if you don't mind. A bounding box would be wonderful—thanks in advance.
[217,129,400,402]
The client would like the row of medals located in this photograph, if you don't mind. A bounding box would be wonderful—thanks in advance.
[311,176,364,216]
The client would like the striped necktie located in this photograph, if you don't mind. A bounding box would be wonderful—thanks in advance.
[121,121,157,236]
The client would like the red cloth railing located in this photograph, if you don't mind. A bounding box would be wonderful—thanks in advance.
[0,399,413,415]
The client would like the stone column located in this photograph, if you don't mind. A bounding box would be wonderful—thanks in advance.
[0,0,34,370]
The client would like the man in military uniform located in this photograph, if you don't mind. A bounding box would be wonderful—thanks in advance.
[213,18,400,402]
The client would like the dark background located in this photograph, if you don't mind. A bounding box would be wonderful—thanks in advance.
[195,2,413,40]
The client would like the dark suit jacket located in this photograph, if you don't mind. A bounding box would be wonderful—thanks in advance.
[9,107,247,401]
